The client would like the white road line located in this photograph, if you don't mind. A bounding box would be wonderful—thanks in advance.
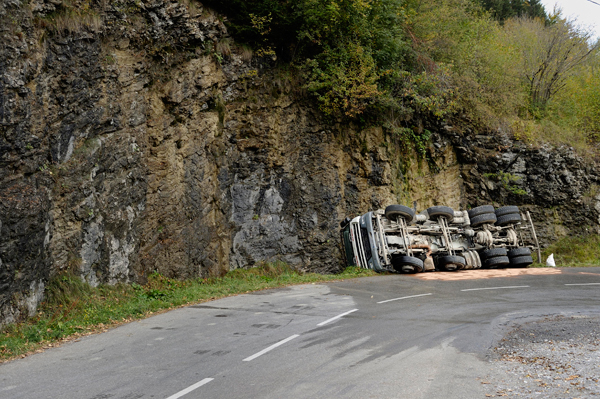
[565,283,600,286]
[243,335,300,362]
[166,378,214,399]
[461,285,530,292]
[317,309,358,326]
[377,293,433,304]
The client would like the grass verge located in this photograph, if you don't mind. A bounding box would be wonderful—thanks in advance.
[540,235,600,267]
[529,234,600,267]
[0,263,375,363]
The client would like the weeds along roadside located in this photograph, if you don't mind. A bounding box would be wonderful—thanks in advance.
[0,264,376,363]
[539,234,600,267]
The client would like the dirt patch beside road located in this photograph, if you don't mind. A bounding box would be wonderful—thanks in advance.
[484,314,600,398]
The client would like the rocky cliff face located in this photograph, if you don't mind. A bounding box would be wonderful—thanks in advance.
[1,0,599,325]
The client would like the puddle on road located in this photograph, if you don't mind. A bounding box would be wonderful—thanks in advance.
[412,268,563,281]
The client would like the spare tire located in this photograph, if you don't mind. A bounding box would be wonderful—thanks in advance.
[510,255,534,267]
[468,205,495,219]
[480,248,508,259]
[508,247,532,258]
[438,255,466,271]
[426,206,455,222]
[495,213,521,226]
[495,206,520,217]
[385,205,415,223]
[470,213,497,227]
[393,255,424,273]
[484,256,510,268]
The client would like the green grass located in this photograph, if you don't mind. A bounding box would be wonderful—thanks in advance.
[0,264,376,362]
[538,235,600,267]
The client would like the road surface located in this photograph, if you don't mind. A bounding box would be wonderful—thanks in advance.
[1,267,599,398]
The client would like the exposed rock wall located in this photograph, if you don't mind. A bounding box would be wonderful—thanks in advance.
[456,133,600,244]
[1,0,599,325]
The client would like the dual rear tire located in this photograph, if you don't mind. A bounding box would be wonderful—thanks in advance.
[494,206,522,226]
[479,247,534,268]
[508,247,533,267]
[479,248,509,268]
[467,205,523,227]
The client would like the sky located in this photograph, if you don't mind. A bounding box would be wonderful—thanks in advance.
[540,0,600,41]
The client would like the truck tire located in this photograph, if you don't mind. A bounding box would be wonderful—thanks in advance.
[495,213,521,226]
[484,256,510,268]
[393,255,424,273]
[467,205,495,219]
[480,248,508,259]
[385,205,415,223]
[508,247,532,258]
[438,255,466,271]
[495,206,520,217]
[470,213,497,227]
[426,206,455,222]
[510,255,533,267]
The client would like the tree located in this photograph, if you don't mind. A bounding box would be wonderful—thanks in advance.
[298,0,411,117]
[506,17,599,109]
[478,0,547,22]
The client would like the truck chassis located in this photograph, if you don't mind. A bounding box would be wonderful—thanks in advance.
[340,204,541,273]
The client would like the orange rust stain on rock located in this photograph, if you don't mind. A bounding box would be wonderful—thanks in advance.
[411,268,563,281]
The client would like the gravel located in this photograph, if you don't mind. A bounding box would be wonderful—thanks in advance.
[483,314,600,398]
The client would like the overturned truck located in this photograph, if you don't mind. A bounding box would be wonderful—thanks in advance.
[340,205,542,273]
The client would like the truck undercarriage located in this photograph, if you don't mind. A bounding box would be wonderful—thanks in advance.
[340,204,541,273]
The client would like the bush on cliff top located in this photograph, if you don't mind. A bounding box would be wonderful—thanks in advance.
[205,0,599,151]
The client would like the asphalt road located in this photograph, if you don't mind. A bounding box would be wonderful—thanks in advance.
[1,267,599,399]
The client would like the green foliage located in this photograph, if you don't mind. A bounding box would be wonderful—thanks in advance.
[0,264,375,361]
[249,13,276,58]
[546,59,600,145]
[206,0,416,119]
[505,17,597,110]
[484,171,527,195]
[477,0,547,23]
[298,0,411,118]
[541,235,600,267]
[390,67,457,118]
[386,124,431,156]
[304,42,382,117]
[408,0,528,127]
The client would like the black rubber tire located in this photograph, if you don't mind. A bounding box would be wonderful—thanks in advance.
[393,256,424,273]
[508,247,532,258]
[468,205,495,219]
[484,256,510,268]
[470,212,497,227]
[510,255,533,267]
[495,206,520,217]
[438,255,466,271]
[426,206,454,222]
[495,213,521,226]
[480,248,508,259]
[385,205,415,223]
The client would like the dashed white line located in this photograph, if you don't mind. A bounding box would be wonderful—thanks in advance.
[166,378,214,399]
[243,334,300,361]
[317,309,358,326]
[461,285,530,292]
[565,283,600,286]
[377,293,433,304]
